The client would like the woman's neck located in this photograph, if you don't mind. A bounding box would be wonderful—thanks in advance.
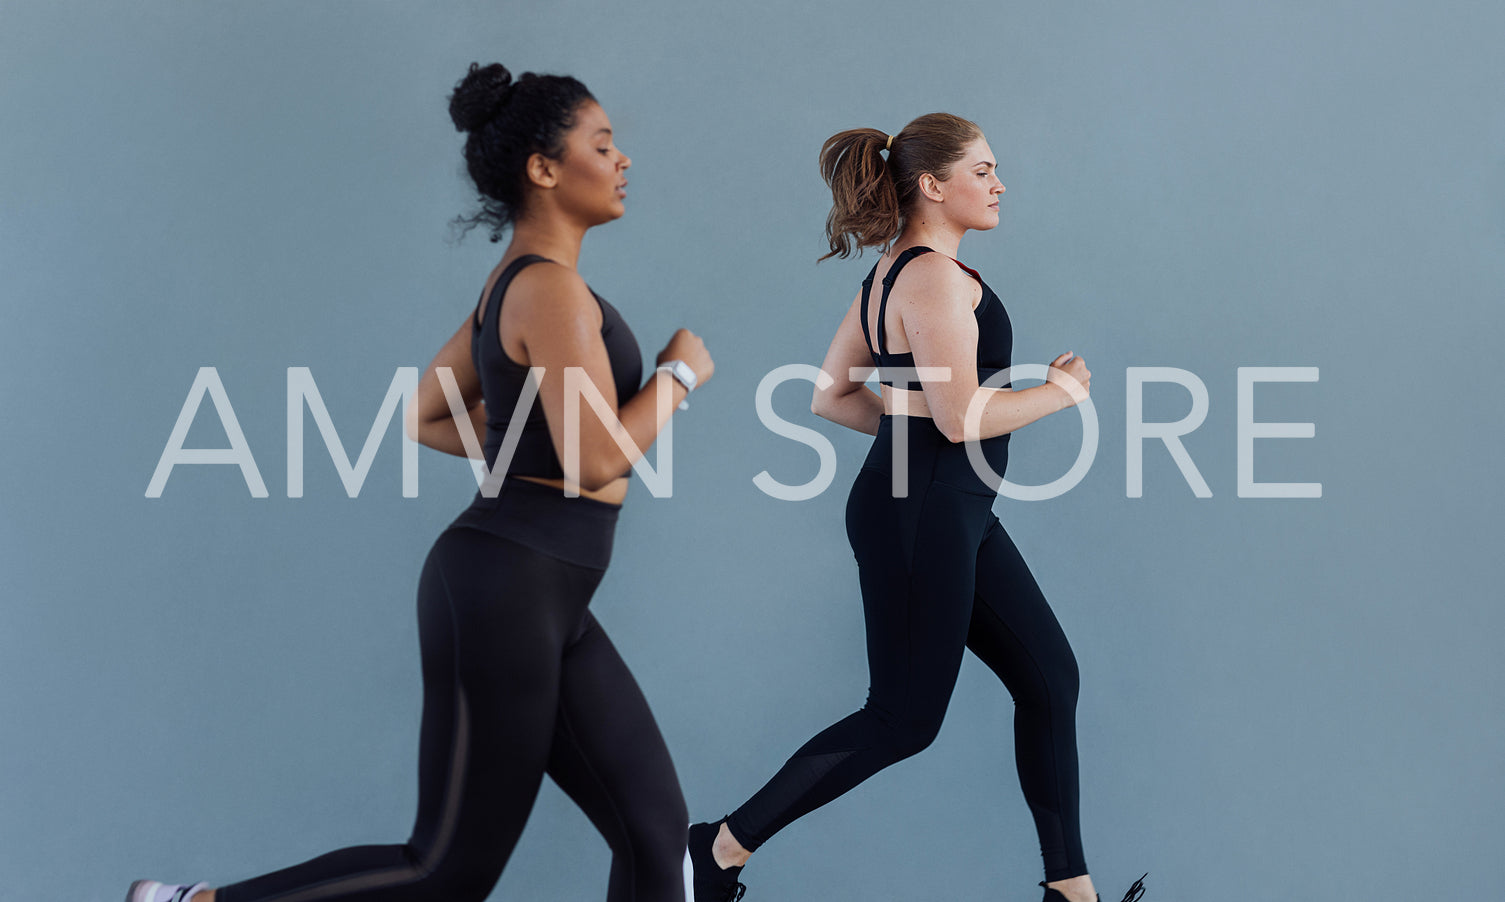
[893,218,966,260]
[506,214,588,269]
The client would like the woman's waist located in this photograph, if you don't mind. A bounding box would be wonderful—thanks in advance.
[873,360,1011,392]
[480,428,630,505]
[862,416,1009,495]
[449,475,620,570]
[870,411,1012,448]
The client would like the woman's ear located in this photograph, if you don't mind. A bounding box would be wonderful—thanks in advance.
[526,152,558,189]
[917,172,944,203]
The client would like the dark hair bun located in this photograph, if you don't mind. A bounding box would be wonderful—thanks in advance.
[448,63,595,240]
[449,62,514,133]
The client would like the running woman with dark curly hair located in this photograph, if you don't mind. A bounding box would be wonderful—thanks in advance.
[128,61,712,902]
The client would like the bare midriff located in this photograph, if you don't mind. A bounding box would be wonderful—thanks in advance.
[881,385,934,419]
[513,474,629,506]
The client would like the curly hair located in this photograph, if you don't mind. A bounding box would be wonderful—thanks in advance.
[448,62,596,241]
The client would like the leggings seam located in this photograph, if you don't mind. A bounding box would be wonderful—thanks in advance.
[428,548,472,878]
[898,480,941,727]
[973,594,1070,850]
[249,571,473,902]
[556,699,637,897]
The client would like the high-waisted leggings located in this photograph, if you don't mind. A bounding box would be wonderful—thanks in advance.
[218,506,688,902]
[726,418,1087,881]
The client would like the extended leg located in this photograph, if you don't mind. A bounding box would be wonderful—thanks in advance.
[724,477,991,851]
[217,530,595,902]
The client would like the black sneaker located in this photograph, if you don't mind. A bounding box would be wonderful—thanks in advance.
[1040,872,1147,902]
[687,821,746,902]
[1117,873,1148,902]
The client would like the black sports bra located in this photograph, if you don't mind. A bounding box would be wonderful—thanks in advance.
[471,255,643,480]
[859,245,1013,392]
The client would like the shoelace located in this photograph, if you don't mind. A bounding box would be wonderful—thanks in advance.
[1114,873,1148,902]
[720,881,746,902]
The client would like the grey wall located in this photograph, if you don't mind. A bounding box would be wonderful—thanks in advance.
[3,1,1501,899]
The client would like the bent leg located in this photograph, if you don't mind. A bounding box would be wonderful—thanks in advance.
[546,610,688,902]
[966,516,1086,881]
[218,530,596,902]
[725,476,993,851]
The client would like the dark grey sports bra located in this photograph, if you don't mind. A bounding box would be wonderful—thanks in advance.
[471,255,643,479]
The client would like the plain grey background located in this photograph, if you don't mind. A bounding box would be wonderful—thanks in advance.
[3,1,1502,900]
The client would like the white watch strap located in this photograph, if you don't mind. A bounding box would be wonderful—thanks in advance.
[656,364,691,411]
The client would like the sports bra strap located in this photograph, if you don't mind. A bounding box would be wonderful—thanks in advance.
[858,260,881,357]
[473,254,554,331]
[870,245,935,357]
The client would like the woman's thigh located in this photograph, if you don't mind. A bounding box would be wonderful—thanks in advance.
[964,517,1079,706]
[847,471,996,720]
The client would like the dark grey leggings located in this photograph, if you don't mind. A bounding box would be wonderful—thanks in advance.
[218,526,688,902]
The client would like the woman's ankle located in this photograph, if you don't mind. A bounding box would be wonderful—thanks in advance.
[712,821,751,870]
[1045,874,1096,902]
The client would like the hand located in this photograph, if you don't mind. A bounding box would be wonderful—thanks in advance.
[657,328,714,386]
[1047,351,1091,408]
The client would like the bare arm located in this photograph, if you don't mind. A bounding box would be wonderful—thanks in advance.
[811,290,885,435]
[505,264,711,491]
[407,315,488,458]
[894,255,1088,443]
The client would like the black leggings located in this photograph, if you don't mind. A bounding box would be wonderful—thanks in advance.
[726,419,1087,881]
[218,524,688,902]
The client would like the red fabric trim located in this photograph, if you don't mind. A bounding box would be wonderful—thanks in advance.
[949,256,981,280]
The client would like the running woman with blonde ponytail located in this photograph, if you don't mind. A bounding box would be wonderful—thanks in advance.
[687,114,1144,902]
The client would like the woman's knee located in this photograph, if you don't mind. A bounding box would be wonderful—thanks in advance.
[600,807,688,894]
[606,796,688,863]
[406,852,504,902]
[880,715,946,762]
[1053,644,1080,708]
[1017,640,1080,714]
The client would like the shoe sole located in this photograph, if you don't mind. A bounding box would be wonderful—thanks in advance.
[126,880,163,902]
[126,880,204,902]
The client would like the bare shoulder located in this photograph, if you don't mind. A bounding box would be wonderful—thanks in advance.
[840,287,864,320]
[891,252,983,313]
[505,259,601,328]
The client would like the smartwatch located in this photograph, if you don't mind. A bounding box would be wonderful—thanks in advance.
[656,360,696,410]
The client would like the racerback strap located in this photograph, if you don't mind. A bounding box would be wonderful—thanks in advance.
[858,245,936,360]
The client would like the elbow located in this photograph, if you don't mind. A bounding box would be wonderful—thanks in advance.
[404,404,421,443]
[934,413,968,444]
[563,432,632,491]
[407,413,448,451]
[811,384,847,423]
[406,419,430,446]
[578,474,615,493]
[574,457,622,493]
